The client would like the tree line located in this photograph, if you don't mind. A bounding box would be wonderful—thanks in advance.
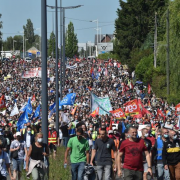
[113,0,180,104]
[0,18,79,58]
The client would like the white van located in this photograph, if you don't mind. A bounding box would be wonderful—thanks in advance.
[25,57,32,63]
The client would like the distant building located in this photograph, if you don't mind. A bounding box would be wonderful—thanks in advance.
[94,34,115,46]
[26,46,41,58]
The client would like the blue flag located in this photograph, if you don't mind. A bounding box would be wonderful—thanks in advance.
[31,104,40,120]
[17,109,29,131]
[49,103,56,110]
[121,121,126,133]
[59,93,76,106]
[59,98,62,110]
[22,98,33,114]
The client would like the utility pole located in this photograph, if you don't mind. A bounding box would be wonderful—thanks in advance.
[55,0,59,136]
[60,0,63,100]
[63,8,65,88]
[41,0,48,144]
[154,12,157,68]
[166,9,170,96]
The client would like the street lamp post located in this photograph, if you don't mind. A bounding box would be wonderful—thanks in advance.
[41,0,48,144]
[13,40,17,53]
[90,19,98,57]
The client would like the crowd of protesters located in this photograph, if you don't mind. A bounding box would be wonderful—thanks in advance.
[0,57,179,180]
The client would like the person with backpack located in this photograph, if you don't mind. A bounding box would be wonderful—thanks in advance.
[10,131,27,180]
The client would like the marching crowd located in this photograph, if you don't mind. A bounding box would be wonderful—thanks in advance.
[0,57,180,180]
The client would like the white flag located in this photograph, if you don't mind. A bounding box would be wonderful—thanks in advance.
[10,103,19,116]
[61,112,70,124]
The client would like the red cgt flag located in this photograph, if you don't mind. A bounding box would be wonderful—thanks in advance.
[90,107,99,117]
[124,99,141,116]
[0,95,6,110]
[110,108,125,119]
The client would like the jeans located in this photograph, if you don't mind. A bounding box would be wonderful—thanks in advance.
[124,168,143,180]
[157,163,170,180]
[96,165,111,180]
[63,137,69,147]
[71,162,85,180]
[31,167,45,180]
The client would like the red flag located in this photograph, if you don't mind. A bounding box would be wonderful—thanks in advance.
[31,94,36,102]
[0,95,6,110]
[109,117,113,130]
[110,108,125,119]
[148,84,151,94]
[90,107,99,117]
[130,82,134,89]
[124,99,141,116]
[157,109,166,120]
[76,58,81,62]
[90,67,94,75]
[175,103,180,115]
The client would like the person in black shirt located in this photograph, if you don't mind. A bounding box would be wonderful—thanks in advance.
[162,129,180,180]
[90,128,116,180]
[60,122,69,147]
[141,128,152,180]
[26,132,49,180]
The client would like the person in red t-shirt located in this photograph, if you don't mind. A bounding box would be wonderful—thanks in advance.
[117,126,152,180]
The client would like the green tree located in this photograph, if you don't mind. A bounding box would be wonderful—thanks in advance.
[3,36,13,51]
[65,22,78,58]
[48,31,55,57]
[23,19,35,49]
[115,0,168,65]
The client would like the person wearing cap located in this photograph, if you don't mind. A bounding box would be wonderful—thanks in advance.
[10,132,27,180]
[0,139,14,180]
[162,129,180,180]
[48,124,58,158]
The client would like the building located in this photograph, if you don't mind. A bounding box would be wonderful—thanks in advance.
[94,34,115,46]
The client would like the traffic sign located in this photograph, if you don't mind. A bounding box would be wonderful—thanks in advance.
[12,55,16,59]
[37,51,40,55]
[28,53,32,57]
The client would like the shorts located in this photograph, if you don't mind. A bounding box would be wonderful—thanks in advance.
[12,159,23,172]
[49,143,57,152]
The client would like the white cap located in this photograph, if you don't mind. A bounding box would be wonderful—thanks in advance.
[16,132,21,136]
